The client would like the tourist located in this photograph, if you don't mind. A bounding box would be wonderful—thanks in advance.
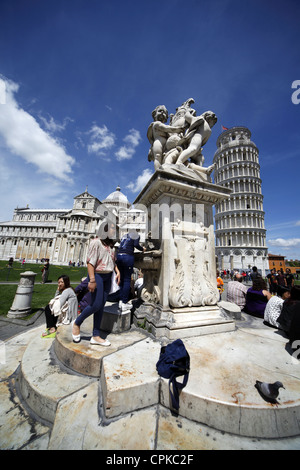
[72,220,120,346]
[42,259,50,284]
[42,275,78,338]
[285,268,295,289]
[245,277,272,318]
[267,268,278,295]
[216,271,224,300]
[264,285,291,328]
[117,231,146,313]
[277,286,300,339]
[277,269,287,287]
[226,273,248,310]
[249,266,261,282]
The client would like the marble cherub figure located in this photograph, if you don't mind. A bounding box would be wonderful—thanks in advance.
[147,98,217,179]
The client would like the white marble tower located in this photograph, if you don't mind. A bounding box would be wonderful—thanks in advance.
[213,126,269,275]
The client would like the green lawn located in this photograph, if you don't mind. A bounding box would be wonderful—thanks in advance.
[0,282,83,318]
[0,260,88,318]
[0,260,87,283]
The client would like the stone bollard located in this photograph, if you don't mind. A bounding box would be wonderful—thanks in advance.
[7,271,37,319]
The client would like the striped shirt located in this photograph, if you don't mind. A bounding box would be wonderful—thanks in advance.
[226,281,248,309]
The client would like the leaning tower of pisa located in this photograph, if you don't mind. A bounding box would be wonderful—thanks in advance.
[213,126,269,276]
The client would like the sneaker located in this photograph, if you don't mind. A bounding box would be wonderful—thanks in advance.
[121,302,133,313]
[121,309,131,315]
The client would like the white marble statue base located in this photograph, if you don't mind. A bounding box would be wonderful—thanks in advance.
[133,302,235,340]
[133,165,233,339]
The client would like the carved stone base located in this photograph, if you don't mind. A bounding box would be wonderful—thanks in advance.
[132,302,235,340]
[133,166,233,340]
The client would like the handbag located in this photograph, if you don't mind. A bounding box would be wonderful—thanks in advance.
[49,295,69,323]
[109,271,120,294]
[156,339,190,411]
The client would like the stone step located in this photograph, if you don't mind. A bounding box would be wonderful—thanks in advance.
[54,316,147,377]
[48,382,159,450]
[0,326,51,450]
[165,329,300,439]
[100,338,161,418]
[98,326,300,438]
[20,329,95,423]
[13,319,300,446]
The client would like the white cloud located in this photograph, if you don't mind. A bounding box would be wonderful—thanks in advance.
[87,124,115,155]
[39,114,73,134]
[115,128,142,161]
[127,169,153,193]
[0,77,75,182]
[268,238,300,247]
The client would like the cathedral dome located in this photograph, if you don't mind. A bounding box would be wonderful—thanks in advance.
[102,186,131,209]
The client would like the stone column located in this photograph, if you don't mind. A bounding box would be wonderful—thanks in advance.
[7,271,37,318]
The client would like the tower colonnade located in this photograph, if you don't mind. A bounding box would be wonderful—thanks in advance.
[213,127,269,275]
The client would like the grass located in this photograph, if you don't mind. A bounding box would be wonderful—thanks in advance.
[0,260,87,318]
[0,260,87,283]
[0,282,82,318]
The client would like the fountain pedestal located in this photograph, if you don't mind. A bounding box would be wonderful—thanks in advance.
[133,166,235,339]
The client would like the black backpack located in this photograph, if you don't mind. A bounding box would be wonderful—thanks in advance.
[156,339,190,411]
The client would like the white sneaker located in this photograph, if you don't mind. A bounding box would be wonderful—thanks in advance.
[121,302,133,312]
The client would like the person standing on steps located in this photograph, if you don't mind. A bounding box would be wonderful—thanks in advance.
[72,220,120,346]
[117,230,146,314]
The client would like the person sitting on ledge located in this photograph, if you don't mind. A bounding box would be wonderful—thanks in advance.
[245,277,272,318]
[264,285,291,328]
[42,275,78,338]
[277,285,300,341]
[226,273,248,311]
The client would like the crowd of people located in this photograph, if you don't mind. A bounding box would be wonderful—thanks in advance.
[224,266,300,346]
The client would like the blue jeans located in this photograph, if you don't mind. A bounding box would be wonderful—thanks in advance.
[75,272,111,337]
[117,254,134,304]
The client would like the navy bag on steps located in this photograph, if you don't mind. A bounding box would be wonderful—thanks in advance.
[156,339,190,411]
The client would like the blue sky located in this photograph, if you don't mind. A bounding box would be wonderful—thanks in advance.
[0,0,299,259]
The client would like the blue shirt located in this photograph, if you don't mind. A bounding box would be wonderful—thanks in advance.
[118,232,144,255]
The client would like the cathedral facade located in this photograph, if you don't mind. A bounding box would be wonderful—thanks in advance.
[0,186,145,265]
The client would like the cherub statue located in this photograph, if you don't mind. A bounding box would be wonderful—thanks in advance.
[147,105,184,170]
[176,110,217,166]
[147,99,217,179]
